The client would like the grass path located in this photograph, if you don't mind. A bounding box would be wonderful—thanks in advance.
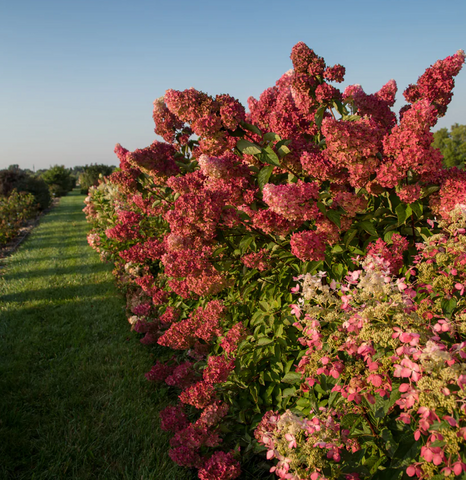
[0,190,196,480]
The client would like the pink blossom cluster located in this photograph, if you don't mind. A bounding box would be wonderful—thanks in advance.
[163,88,244,156]
[203,355,235,384]
[290,230,327,262]
[241,249,271,271]
[152,96,186,144]
[262,180,319,222]
[126,141,179,183]
[158,300,225,350]
[239,205,300,237]
[119,237,164,263]
[403,49,465,116]
[160,397,236,477]
[343,80,397,131]
[86,232,101,251]
[198,451,241,480]
[321,116,384,189]
[256,409,361,480]
[380,100,443,188]
[220,322,247,356]
[366,233,408,275]
[105,210,141,241]
[430,169,466,221]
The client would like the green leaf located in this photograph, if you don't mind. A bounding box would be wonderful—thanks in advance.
[341,114,361,122]
[421,185,440,199]
[374,468,402,480]
[261,146,281,167]
[240,121,262,136]
[332,262,344,279]
[257,337,274,346]
[384,230,395,243]
[237,139,261,156]
[395,203,412,226]
[430,440,446,448]
[276,139,291,150]
[441,297,457,316]
[410,201,423,218]
[257,165,275,191]
[281,372,302,384]
[429,420,450,431]
[358,220,378,236]
[263,132,281,142]
[317,202,327,215]
[288,172,298,183]
[249,384,259,403]
[326,209,341,228]
[239,235,253,251]
[314,383,325,395]
[365,455,388,475]
[390,434,421,469]
[344,228,357,247]
[340,414,360,429]
[282,387,296,398]
[380,428,398,458]
[314,105,327,127]
[277,144,291,158]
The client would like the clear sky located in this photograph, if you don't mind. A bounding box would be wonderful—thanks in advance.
[1,0,465,171]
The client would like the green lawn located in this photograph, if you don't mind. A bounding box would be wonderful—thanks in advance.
[0,190,196,480]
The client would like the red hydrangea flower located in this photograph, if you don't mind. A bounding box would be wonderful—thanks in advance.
[290,230,327,261]
[198,451,241,480]
[179,380,216,409]
[159,404,189,432]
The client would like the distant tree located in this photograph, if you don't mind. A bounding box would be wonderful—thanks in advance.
[35,168,48,178]
[40,165,74,197]
[79,164,115,194]
[433,123,466,168]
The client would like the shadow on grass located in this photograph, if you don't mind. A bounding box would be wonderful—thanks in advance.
[0,279,117,304]
[0,296,191,480]
[2,261,111,282]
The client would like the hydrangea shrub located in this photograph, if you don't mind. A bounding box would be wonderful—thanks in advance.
[84,43,466,479]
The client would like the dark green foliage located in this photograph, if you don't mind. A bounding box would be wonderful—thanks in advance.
[79,164,115,194]
[0,167,51,210]
[40,165,75,197]
[0,190,37,244]
[433,123,466,168]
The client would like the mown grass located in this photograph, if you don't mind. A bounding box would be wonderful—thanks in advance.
[0,190,197,480]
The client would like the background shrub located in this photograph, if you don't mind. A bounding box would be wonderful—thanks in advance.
[0,167,51,210]
[79,164,114,194]
[0,190,37,244]
[40,165,75,197]
[433,123,466,169]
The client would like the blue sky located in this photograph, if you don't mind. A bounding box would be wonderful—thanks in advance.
[1,0,465,171]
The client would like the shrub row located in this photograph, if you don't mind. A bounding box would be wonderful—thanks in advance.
[0,190,37,245]
[85,43,466,479]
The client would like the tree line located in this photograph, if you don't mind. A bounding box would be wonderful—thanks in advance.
[0,164,115,211]
[433,122,466,168]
